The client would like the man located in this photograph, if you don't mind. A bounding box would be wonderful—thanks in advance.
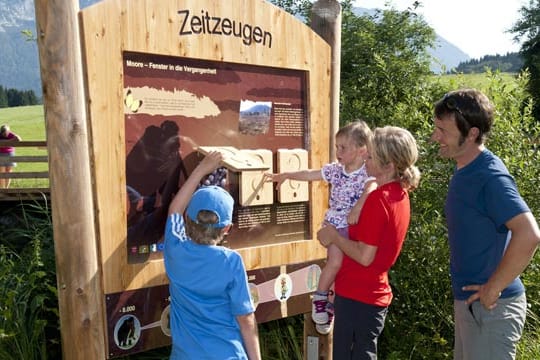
[431,89,540,360]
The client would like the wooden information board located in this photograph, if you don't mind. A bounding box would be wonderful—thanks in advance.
[79,0,331,356]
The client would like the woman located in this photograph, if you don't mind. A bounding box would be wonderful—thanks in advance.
[317,126,421,359]
[0,124,22,188]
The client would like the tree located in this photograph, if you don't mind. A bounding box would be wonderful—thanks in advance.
[268,0,312,20]
[511,0,540,120]
[0,86,39,107]
[0,86,7,108]
[6,88,22,107]
[452,52,524,74]
[268,0,436,128]
[339,0,436,127]
[21,90,38,106]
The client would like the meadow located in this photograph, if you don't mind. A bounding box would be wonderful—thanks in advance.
[0,105,48,188]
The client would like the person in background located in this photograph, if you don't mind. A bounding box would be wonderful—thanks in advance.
[0,124,22,188]
[317,126,420,359]
[431,89,540,360]
[164,151,261,360]
[265,120,376,335]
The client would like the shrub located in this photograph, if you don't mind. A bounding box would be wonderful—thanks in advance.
[0,201,60,359]
[379,71,540,358]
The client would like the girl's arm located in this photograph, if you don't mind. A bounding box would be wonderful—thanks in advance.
[263,169,322,186]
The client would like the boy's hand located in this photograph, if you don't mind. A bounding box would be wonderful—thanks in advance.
[169,151,225,216]
[196,151,224,175]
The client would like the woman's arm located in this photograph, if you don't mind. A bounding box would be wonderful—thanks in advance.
[317,225,377,266]
[347,179,377,224]
[0,132,21,143]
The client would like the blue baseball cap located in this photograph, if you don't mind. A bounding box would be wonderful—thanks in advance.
[186,186,234,228]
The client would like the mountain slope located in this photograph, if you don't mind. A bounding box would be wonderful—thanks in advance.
[0,0,97,97]
[431,35,470,72]
[0,0,41,96]
[351,7,470,73]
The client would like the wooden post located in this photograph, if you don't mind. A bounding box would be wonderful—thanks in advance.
[311,0,342,162]
[303,313,334,360]
[34,0,106,358]
[308,2,341,359]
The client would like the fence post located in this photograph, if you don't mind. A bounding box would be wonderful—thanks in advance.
[34,0,106,358]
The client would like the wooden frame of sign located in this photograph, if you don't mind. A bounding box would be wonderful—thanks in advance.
[79,0,330,297]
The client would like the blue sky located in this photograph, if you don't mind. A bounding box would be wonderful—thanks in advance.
[354,0,528,58]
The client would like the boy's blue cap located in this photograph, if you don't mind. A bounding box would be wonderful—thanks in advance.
[186,185,234,228]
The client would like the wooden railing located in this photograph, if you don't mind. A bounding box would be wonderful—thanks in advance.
[0,141,49,201]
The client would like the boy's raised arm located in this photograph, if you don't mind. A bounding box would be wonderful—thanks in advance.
[168,151,224,216]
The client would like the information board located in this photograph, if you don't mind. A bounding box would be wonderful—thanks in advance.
[79,0,331,356]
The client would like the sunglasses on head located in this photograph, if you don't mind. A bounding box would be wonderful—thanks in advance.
[442,93,476,136]
[442,93,465,119]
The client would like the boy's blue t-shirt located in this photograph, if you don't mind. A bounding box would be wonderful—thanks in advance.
[164,213,255,359]
[445,149,529,300]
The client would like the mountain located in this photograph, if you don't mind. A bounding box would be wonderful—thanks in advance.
[430,35,470,73]
[0,1,470,98]
[0,0,97,98]
[241,103,272,115]
[0,0,41,97]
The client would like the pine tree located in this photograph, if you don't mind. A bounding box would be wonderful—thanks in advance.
[511,0,540,121]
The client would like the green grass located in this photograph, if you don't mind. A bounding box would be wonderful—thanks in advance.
[431,71,520,90]
[0,105,48,188]
[0,105,46,140]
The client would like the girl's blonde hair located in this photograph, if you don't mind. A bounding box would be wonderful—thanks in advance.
[372,126,421,191]
[336,120,372,148]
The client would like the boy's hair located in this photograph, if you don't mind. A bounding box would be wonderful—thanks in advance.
[336,120,372,147]
[185,211,227,245]
[185,185,234,245]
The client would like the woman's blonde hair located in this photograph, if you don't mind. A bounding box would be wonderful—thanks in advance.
[372,126,421,191]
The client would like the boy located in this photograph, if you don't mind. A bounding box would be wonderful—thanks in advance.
[164,151,261,360]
